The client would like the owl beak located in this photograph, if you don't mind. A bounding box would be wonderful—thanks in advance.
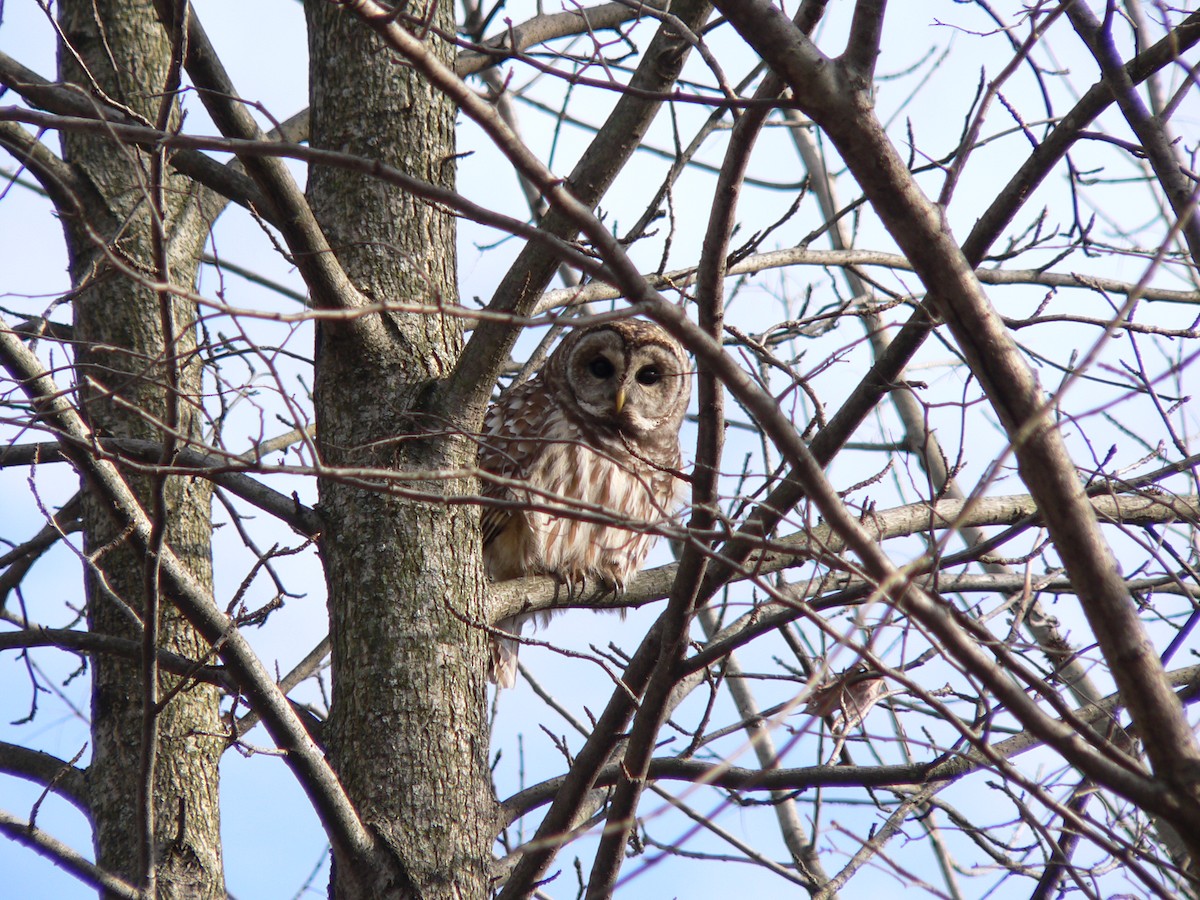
[614,388,627,415]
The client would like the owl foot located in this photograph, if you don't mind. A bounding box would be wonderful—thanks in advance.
[601,576,625,601]
[549,572,586,605]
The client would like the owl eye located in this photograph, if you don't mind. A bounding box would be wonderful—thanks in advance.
[588,357,615,379]
[635,365,661,386]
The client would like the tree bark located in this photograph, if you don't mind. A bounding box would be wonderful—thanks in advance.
[305,4,494,897]
[57,0,224,896]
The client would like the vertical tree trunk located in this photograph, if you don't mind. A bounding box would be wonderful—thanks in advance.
[305,5,494,897]
[57,1,224,896]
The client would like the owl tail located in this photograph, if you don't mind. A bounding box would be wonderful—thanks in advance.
[490,615,524,689]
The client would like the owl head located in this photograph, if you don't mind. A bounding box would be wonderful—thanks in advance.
[548,318,691,446]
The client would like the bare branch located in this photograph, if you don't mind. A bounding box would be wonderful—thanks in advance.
[456,0,670,76]
[712,0,1200,842]
[0,50,270,217]
[842,0,886,81]
[0,810,139,900]
[148,1,381,350]
[0,120,98,218]
[440,0,716,423]
[0,743,89,815]
[0,322,381,872]
[0,107,613,285]
[503,662,1200,817]
[0,439,321,536]
[1065,1,1200,265]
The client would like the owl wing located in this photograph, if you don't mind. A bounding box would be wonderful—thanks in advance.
[479,378,553,549]
[479,427,516,550]
[479,506,510,549]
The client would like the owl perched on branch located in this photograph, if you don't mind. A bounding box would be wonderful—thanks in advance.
[480,318,692,688]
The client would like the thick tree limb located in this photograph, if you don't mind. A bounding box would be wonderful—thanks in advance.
[0,810,139,900]
[0,743,89,815]
[0,628,232,693]
[491,489,1200,620]
[709,0,1200,844]
[0,493,82,615]
[148,1,381,351]
[0,438,321,536]
[0,120,100,217]
[0,323,381,873]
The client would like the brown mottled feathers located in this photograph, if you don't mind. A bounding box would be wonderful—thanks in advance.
[481,319,691,687]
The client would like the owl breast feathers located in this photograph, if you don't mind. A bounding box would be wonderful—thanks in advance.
[481,319,691,687]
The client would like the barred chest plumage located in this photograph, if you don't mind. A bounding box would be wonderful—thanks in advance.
[487,408,681,592]
[479,319,691,687]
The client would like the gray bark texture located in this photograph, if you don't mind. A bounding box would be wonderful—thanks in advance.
[57,0,224,896]
[305,4,495,897]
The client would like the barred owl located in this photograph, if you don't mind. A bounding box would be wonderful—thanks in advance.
[481,318,691,687]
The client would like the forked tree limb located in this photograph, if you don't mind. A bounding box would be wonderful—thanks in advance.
[0,323,385,880]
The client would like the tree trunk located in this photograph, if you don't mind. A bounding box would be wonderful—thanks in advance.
[57,0,224,896]
[305,5,494,897]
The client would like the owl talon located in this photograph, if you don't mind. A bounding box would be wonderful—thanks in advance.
[549,576,566,606]
[549,572,586,604]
